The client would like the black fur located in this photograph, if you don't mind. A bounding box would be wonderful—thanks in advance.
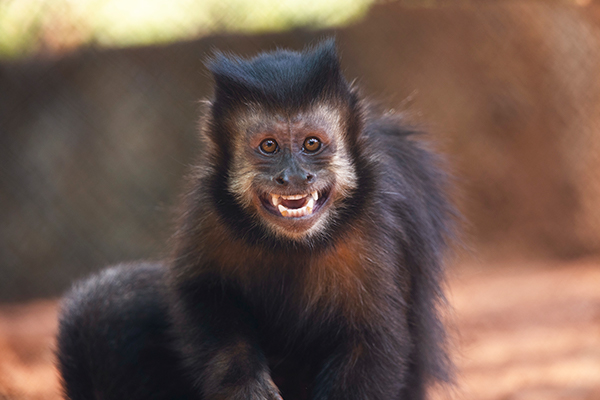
[57,41,454,400]
[208,38,349,112]
[56,263,199,399]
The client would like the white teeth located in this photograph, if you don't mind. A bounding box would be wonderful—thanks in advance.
[268,192,321,218]
[306,197,314,213]
[275,198,315,218]
[281,194,304,200]
[271,194,280,206]
[277,204,288,217]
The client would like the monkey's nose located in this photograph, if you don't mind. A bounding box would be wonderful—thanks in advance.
[274,172,315,186]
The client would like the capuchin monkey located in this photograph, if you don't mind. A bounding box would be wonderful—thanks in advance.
[57,40,454,400]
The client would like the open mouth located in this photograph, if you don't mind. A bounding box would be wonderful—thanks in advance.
[260,190,329,218]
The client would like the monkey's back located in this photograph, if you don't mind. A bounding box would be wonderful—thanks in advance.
[56,262,200,400]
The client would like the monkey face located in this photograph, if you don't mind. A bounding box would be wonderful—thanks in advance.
[228,105,358,239]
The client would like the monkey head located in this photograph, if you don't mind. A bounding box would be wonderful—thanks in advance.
[204,40,363,240]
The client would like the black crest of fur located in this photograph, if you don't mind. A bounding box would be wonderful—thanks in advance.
[208,39,350,113]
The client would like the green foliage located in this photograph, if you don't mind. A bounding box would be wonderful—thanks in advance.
[0,0,373,59]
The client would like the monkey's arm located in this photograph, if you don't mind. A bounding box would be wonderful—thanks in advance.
[169,276,282,400]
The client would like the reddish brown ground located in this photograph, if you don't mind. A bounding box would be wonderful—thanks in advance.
[1,259,599,400]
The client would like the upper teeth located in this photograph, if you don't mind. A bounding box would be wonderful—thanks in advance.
[269,191,319,218]
[271,194,280,206]
[282,194,304,200]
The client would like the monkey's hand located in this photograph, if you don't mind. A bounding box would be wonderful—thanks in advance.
[205,369,283,400]
[169,277,282,400]
[199,342,283,400]
[311,331,408,400]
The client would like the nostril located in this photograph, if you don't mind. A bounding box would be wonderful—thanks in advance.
[306,174,315,183]
[275,176,286,185]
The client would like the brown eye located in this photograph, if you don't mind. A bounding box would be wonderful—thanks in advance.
[260,139,278,154]
[303,137,321,153]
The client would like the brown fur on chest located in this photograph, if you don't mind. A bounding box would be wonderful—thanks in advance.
[194,218,401,326]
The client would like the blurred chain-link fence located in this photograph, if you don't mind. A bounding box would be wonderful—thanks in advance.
[2,0,600,301]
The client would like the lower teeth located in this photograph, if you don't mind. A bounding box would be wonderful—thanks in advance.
[277,198,315,218]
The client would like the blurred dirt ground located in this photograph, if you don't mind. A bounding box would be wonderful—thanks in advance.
[1,259,599,400]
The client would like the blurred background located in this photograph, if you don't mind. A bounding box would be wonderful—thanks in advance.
[1,0,600,399]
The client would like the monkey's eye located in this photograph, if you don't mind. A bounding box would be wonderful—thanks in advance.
[259,139,278,154]
[303,137,321,153]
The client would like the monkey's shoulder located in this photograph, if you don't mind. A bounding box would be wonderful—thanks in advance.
[56,262,201,400]
[364,117,445,188]
[58,262,169,333]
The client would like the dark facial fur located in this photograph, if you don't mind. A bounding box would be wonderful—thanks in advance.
[56,40,454,400]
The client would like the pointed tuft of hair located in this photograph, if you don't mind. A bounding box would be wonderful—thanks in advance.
[206,39,349,112]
